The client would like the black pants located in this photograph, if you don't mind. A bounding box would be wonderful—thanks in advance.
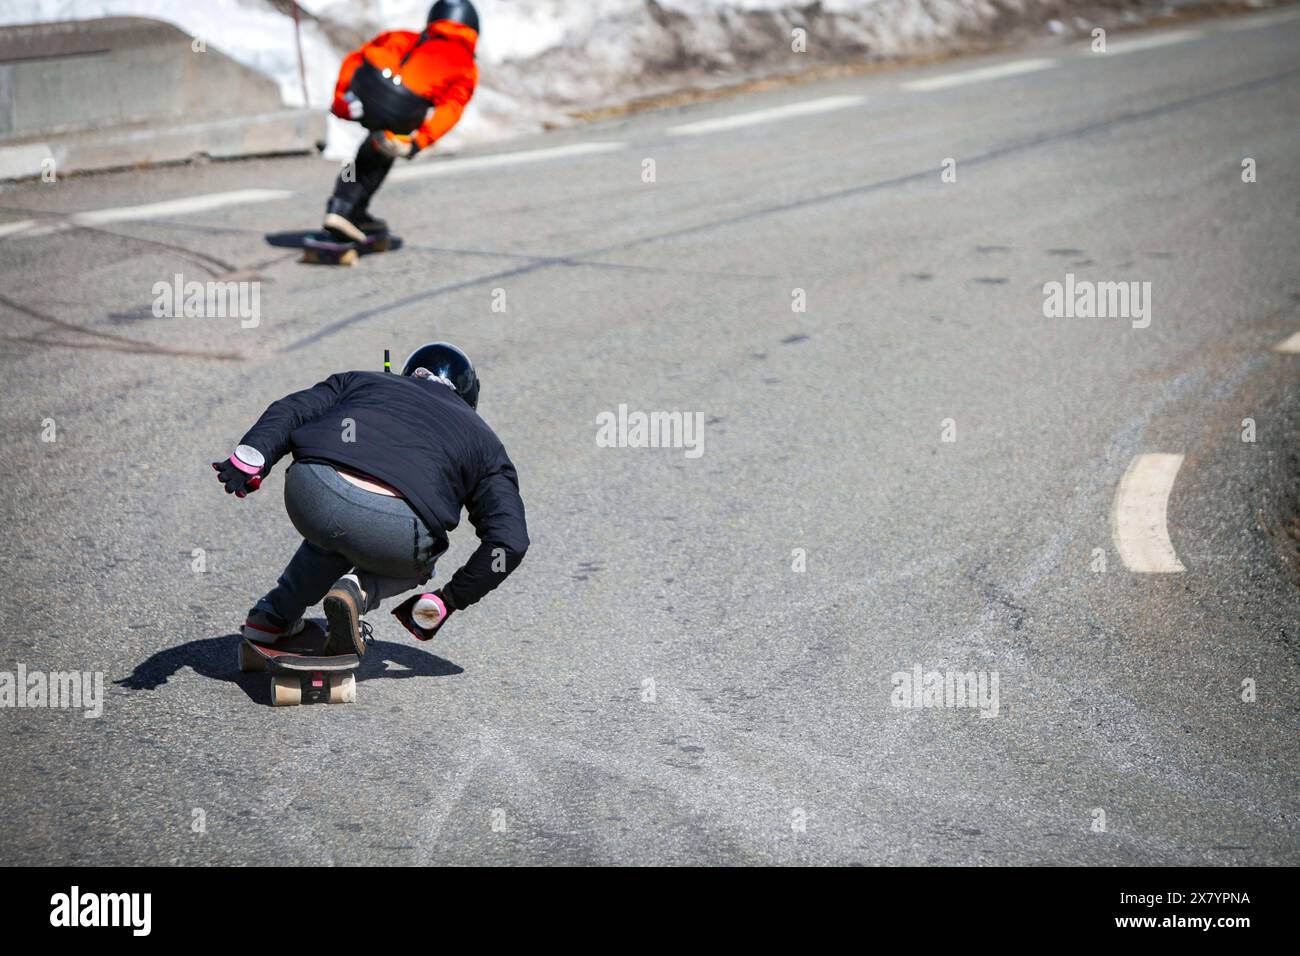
[331,136,394,212]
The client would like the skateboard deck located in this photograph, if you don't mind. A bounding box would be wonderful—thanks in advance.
[238,621,359,707]
[301,228,391,267]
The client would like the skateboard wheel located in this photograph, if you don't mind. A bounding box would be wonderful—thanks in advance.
[329,672,356,704]
[340,249,359,267]
[238,641,267,673]
[271,674,302,707]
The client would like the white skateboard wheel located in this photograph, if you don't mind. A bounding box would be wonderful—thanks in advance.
[329,673,356,704]
[271,674,302,707]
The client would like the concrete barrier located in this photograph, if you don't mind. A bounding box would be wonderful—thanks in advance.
[0,16,325,180]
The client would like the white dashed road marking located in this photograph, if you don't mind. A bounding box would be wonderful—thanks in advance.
[389,141,625,182]
[1,146,627,239]
[0,219,36,238]
[901,59,1056,93]
[1112,453,1187,573]
[7,188,294,239]
[666,95,866,136]
[1095,29,1205,55]
[1219,8,1300,31]
[1272,330,1300,353]
[69,189,293,225]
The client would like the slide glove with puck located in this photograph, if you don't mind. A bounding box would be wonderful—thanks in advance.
[212,444,266,498]
[392,589,453,641]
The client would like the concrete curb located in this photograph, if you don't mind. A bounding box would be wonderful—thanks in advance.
[0,109,324,181]
[0,16,326,181]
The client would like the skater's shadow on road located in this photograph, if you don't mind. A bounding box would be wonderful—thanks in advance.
[264,230,404,251]
[116,629,461,704]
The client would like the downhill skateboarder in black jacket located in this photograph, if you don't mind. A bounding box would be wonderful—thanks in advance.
[212,343,528,655]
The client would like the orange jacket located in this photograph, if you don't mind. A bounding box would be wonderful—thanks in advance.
[332,20,478,151]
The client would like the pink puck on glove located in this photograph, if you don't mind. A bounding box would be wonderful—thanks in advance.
[230,444,265,475]
[411,593,447,630]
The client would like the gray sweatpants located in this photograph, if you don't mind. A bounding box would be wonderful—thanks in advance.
[255,461,443,625]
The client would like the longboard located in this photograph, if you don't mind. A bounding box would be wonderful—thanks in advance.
[300,228,392,267]
[238,621,359,707]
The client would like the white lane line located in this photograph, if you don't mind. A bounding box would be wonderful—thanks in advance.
[0,219,37,238]
[1095,29,1205,55]
[6,188,295,240]
[1272,330,1300,353]
[2,143,623,240]
[390,141,624,182]
[901,58,1056,93]
[666,95,866,136]
[1219,8,1300,32]
[68,188,293,226]
[1112,453,1186,573]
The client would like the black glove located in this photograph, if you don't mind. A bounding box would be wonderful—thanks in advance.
[212,444,265,498]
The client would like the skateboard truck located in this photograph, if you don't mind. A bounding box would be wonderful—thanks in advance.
[238,621,360,707]
[299,671,333,705]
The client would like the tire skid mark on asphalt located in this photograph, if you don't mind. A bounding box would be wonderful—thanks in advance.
[1112,454,1187,573]
[440,715,1202,862]
[911,366,1260,811]
[412,736,490,864]
[61,221,238,276]
[405,706,968,863]
[0,293,244,361]
[251,743,336,864]
[459,727,836,862]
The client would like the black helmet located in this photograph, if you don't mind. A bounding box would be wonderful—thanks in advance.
[402,342,479,409]
[427,0,479,34]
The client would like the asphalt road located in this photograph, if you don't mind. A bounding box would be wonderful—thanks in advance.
[1,9,1298,865]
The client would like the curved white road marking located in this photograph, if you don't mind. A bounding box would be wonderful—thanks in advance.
[667,95,865,136]
[1112,453,1186,573]
[902,58,1056,93]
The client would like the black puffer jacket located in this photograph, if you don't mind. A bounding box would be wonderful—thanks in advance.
[240,371,528,609]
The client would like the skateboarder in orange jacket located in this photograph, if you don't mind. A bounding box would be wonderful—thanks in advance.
[323,1,479,242]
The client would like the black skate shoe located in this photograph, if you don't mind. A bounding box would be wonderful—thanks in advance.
[323,574,366,657]
[322,197,367,244]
